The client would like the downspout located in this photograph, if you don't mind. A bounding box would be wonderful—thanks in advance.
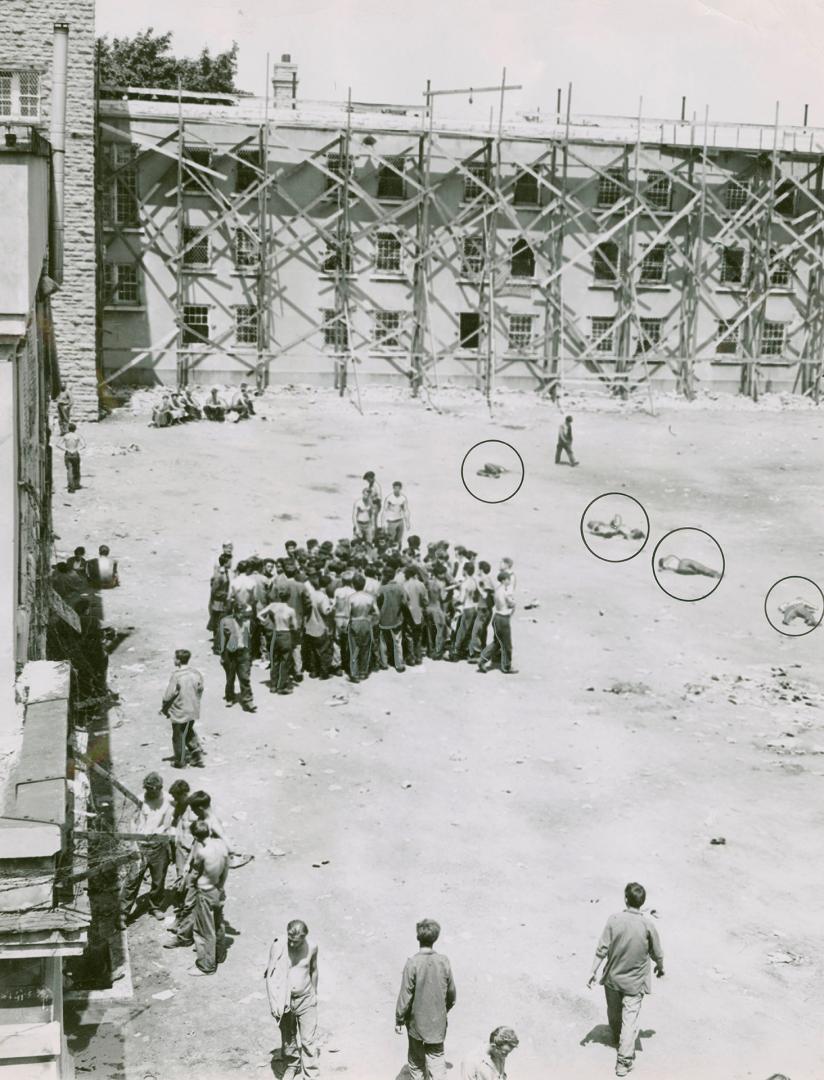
[50,22,69,283]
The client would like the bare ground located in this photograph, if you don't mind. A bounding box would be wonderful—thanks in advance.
[60,388,824,1080]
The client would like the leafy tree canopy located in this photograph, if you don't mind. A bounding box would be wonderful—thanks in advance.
[97,27,239,94]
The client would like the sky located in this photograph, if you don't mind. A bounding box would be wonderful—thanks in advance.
[96,0,824,128]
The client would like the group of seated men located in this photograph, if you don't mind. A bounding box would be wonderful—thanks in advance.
[150,383,257,427]
[208,533,518,702]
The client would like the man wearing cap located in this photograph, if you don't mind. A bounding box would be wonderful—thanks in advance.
[461,1026,520,1079]
[161,649,205,768]
[120,772,175,923]
[555,414,578,466]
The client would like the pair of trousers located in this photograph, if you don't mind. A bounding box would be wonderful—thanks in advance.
[64,451,81,491]
[480,614,513,672]
[605,987,644,1066]
[470,608,492,656]
[555,440,577,465]
[292,630,304,676]
[303,632,332,677]
[335,624,350,673]
[171,720,203,767]
[348,618,373,679]
[121,840,170,915]
[385,519,404,545]
[407,1035,446,1080]
[403,616,424,664]
[379,625,405,671]
[452,607,477,658]
[425,608,446,658]
[222,648,253,704]
[270,631,293,691]
[193,887,226,973]
[279,996,320,1079]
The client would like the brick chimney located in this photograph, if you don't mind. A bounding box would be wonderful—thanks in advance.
[272,54,298,108]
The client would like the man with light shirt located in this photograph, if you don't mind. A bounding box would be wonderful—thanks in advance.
[461,1026,520,1079]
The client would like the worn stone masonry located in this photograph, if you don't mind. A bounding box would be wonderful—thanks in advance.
[1,1,98,419]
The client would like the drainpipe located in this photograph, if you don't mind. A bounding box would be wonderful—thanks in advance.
[50,22,69,283]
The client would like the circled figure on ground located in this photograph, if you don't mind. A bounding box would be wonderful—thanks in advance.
[651,528,724,601]
[461,440,524,504]
[581,493,649,562]
[764,575,824,637]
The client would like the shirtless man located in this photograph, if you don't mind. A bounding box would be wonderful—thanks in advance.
[348,573,378,682]
[265,920,320,1079]
[55,423,86,492]
[778,598,820,629]
[353,489,375,544]
[382,481,411,547]
[186,820,229,976]
[657,555,721,579]
[587,515,645,541]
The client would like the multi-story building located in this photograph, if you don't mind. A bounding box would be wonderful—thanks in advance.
[97,59,824,399]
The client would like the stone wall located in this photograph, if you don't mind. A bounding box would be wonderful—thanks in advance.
[1,2,98,420]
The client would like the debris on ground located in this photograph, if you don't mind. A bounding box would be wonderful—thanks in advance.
[605,680,651,695]
[709,837,726,846]
[476,462,507,477]
[766,950,804,966]
[324,693,349,707]
[151,989,175,1001]
[523,601,540,610]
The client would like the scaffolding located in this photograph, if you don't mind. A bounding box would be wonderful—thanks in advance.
[96,80,824,405]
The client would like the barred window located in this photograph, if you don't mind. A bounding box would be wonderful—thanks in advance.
[513,169,539,206]
[459,312,481,349]
[593,242,621,283]
[182,146,212,192]
[590,316,615,354]
[463,163,490,202]
[597,169,624,208]
[646,171,672,210]
[103,263,140,305]
[636,317,663,354]
[236,149,261,192]
[761,320,786,356]
[321,241,353,274]
[322,309,348,350]
[770,250,792,289]
[235,305,258,345]
[775,179,795,218]
[461,236,485,276]
[377,156,406,200]
[104,143,139,227]
[373,311,404,349]
[510,239,536,279]
[326,152,351,191]
[0,70,40,119]
[639,245,668,284]
[375,232,402,274]
[725,179,751,211]
[182,226,210,266]
[716,319,740,355]
[182,305,209,345]
[508,314,535,351]
[720,246,745,284]
[234,229,259,269]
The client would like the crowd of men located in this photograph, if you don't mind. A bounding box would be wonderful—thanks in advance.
[149,383,258,426]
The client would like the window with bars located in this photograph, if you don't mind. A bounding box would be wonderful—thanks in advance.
[508,314,535,351]
[182,305,210,345]
[761,320,786,356]
[103,143,139,227]
[769,250,792,289]
[103,263,140,305]
[182,226,210,266]
[463,163,490,202]
[0,70,40,119]
[377,157,406,200]
[235,149,261,192]
[636,317,663,353]
[373,311,404,349]
[510,238,536,279]
[639,245,668,285]
[715,319,740,355]
[374,232,402,274]
[234,229,259,269]
[321,241,353,274]
[590,316,615,353]
[593,242,621,283]
[182,147,212,192]
[235,305,258,345]
[597,169,624,207]
[725,179,751,211]
[646,171,672,210]
[513,170,539,206]
[325,152,351,192]
[461,236,485,276]
[459,312,481,349]
[720,246,745,284]
[775,179,796,217]
[321,309,348,350]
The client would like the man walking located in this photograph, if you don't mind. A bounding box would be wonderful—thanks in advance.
[395,918,456,1080]
[477,572,517,675]
[555,414,578,466]
[119,772,174,924]
[160,649,205,768]
[461,1027,520,1079]
[587,881,665,1077]
[259,587,298,694]
[217,602,257,712]
[265,919,320,1079]
[55,423,86,492]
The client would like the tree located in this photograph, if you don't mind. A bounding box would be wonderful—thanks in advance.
[97,27,239,94]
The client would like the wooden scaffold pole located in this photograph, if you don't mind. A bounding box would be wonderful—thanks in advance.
[256,53,271,390]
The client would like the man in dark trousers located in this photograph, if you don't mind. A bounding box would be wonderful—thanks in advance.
[218,602,257,712]
[377,567,407,672]
[587,881,665,1077]
[55,423,86,491]
[555,414,578,466]
[395,918,457,1080]
[161,649,205,768]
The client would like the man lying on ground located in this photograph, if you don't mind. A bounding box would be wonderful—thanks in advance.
[657,554,721,579]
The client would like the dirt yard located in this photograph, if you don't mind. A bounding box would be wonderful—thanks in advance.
[59,387,824,1080]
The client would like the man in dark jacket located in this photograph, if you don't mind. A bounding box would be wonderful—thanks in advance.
[217,602,256,712]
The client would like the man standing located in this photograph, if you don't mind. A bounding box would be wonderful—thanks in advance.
[119,772,174,924]
[377,568,406,673]
[469,561,495,661]
[450,562,479,662]
[218,603,257,712]
[259,587,298,694]
[167,779,194,913]
[208,553,232,653]
[187,820,229,976]
[55,423,86,492]
[353,490,375,544]
[347,573,377,682]
[56,381,73,434]
[395,918,456,1080]
[265,920,320,1079]
[363,470,383,533]
[587,882,665,1078]
[477,573,517,675]
[303,575,334,679]
[160,649,205,768]
[461,1027,520,1079]
[382,481,411,547]
[402,566,428,666]
[555,414,578,466]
